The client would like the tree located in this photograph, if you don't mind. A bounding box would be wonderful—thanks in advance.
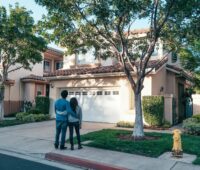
[0,4,47,120]
[35,0,199,137]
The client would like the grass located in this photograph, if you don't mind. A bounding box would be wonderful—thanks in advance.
[0,119,25,128]
[74,129,200,165]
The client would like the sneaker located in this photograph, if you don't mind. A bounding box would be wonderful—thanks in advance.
[78,145,83,149]
[71,145,74,150]
[60,145,67,150]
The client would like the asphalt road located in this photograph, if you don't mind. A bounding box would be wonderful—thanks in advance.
[0,153,65,170]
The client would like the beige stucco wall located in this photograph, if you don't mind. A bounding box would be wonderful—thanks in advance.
[6,61,43,101]
[192,94,200,115]
[151,67,166,95]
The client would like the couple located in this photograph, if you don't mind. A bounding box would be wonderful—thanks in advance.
[54,90,82,150]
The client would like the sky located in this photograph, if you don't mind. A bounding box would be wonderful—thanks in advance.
[1,0,149,49]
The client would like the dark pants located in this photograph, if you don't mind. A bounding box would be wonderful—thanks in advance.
[55,120,67,147]
[68,122,81,146]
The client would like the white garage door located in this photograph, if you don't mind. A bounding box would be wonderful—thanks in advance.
[59,88,121,123]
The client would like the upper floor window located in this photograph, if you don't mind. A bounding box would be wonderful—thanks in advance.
[76,48,98,65]
[171,52,177,63]
[55,61,63,70]
[44,60,51,72]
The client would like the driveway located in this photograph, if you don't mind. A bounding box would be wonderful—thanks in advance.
[0,120,115,155]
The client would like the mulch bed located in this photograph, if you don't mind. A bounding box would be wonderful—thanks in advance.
[118,134,160,141]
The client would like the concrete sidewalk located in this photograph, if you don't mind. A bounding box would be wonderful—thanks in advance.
[0,120,199,170]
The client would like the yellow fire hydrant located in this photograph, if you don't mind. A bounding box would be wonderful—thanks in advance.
[172,129,183,157]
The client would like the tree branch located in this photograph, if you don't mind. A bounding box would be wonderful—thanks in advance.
[8,66,24,73]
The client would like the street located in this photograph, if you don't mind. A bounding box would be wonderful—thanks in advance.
[0,153,65,170]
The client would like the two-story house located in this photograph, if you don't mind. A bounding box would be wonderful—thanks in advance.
[43,31,192,125]
[4,47,64,116]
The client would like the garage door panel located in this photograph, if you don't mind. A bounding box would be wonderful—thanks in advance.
[59,88,121,123]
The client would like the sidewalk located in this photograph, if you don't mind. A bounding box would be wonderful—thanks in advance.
[0,120,199,170]
[46,145,200,170]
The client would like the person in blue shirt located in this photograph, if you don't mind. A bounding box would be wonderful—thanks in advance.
[54,90,74,150]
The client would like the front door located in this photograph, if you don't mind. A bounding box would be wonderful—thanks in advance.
[178,83,185,122]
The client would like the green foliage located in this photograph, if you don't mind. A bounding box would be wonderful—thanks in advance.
[75,129,200,164]
[28,108,41,115]
[35,96,50,114]
[16,112,29,120]
[162,121,171,128]
[143,96,164,126]
[0,4,47,82]
[183,115,200,135]
[16,111,49,122]
[116,121,134,128]
[192,114,200,121]
[0,119,25,128]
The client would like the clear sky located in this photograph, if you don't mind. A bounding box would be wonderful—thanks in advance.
[1,0,149,49]
[1,0,47,22]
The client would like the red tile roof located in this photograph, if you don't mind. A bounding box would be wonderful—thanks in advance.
[166,64,193,80]
[44,57,168,77]
[21,74,47,82]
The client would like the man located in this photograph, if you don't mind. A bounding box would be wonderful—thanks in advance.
[54,90,72,150]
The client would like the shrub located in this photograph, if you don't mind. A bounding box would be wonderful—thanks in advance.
[33,114,50,122]
[116,121,134,128]
[183,117,200,135]
[22,114,35,122]
[162,121,171,128]
[28,108,41,115]
[16,112,29,120]
[35,96,50,114]
[16,112,50,122]
[142,96,164,126]
[192,114,200,122]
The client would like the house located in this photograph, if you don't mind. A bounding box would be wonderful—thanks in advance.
[44,39,192,125]
[4,47,64,115]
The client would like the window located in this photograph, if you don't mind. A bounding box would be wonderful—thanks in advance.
[69,92,74,95]
[36,84,44,96]
[171,52,177,63]
[113,91,119,95]
[97,91,103,95]
[55,61,63,70]
[82,92,88,95]
[75,92,81,95]
[105,91,111,95]
[44,60,51,72]
[76,48,98,65]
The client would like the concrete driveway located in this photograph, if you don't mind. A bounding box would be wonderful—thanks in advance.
[0,120,115,156]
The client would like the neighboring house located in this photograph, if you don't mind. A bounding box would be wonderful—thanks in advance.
[4,47,64,116]
[44,35,192,125]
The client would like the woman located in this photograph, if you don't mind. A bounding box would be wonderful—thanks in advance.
[68,97,82,150]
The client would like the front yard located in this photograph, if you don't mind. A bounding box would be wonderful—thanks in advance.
[75,129,200,165]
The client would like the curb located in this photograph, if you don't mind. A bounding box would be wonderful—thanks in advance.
[45,152,129,170]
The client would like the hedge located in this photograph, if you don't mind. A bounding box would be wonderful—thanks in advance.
[16,112,50,122]
[183,114,200,135]
[142,96,164,126]
[35,96,50,114]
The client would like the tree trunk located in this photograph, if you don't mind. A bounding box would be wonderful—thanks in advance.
[0,85,5,120]
[133,92,144,137]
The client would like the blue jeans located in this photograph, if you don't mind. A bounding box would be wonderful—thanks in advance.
[55,120,67,147]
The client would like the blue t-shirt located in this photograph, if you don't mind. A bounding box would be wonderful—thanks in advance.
[54,98,72,121]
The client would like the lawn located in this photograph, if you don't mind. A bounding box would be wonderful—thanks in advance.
[75,129,200,165]
[0,119,25,128]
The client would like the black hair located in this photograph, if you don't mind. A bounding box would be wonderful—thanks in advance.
[61,90,68,99]
[70,97,78,113]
